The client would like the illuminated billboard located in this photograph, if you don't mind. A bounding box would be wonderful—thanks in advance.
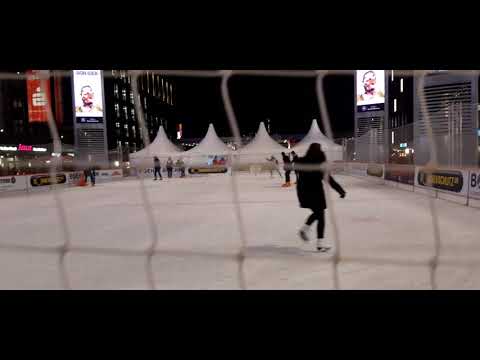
[73,70,104,121]
[356,70,385,112]
[26,70,51,123]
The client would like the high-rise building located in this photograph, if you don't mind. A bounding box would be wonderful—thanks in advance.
[413,71,479,167]
[104,70,178,162]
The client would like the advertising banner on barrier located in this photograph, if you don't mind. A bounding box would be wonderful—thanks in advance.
[94,169,123,181]
[29,173,68,189]
[0,176,28,193]
[366,164,384,178]
[468,170,480,199]
[415,167,469,196]
[67,171,84,185]
[385,164,415,185]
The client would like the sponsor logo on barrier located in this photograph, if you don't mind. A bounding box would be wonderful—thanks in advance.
[30,174,67,187]
[0,177,16,185]
[470,172,480,198]
[189,167,228,174]
[367,164,384,178]
[417,169,463,193]
[68,172,84,184]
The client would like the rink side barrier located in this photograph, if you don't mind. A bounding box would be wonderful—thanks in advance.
[0,169,124,195]
[338,162,480,208]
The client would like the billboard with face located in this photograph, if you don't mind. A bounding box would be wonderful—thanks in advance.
[73,70,104,119]
[356,70,385,112]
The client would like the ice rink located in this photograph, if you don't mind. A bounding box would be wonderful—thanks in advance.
[0,172,480,290]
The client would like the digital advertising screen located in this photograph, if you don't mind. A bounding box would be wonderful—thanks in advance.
[73,70,104,119]
[356,70,385,112]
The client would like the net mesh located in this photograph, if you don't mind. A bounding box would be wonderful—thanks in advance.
[0,70,479,289]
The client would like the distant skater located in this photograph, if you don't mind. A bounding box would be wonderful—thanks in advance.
[296,143,346,252]
[166,157,174,178]
[154,156,162,181]
[281,152,292,187]
[176,158,186,178]
[266,155,282,178]
[291,151,299,184]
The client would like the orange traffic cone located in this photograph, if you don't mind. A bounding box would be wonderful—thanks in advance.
[77,174,87,187]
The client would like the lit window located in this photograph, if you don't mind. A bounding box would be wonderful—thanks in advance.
[394,99,397,113]
[400,78,404,93]
[124,124,128,130]
[165,80,169,104]
[391,70,394,81]
[122,89,127,101]
[162,79,165,102]
[116,122,120,128]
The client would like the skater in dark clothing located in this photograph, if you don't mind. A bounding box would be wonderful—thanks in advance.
[281,152,292,187]
[83,168,91,185]
[296,143,346,252]
[84,166,96,186]
[291,151,299,183]
[153,156,162,181]
[166,157,174,178]
[90,167,96,186]
[266,155,282,178]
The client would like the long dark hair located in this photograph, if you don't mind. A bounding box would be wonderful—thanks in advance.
[303,143,326,163]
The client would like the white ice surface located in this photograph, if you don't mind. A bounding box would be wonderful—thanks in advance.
[0,173,479,290]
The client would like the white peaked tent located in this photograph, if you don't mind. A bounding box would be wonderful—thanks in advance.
[293,120,344,161]
[185,123,231,166]
[236,122,287,164]
[129,126,184,167]
[239,122,287,155]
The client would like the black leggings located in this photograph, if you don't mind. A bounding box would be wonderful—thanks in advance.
[154,168,162,179]
[306,208,325,239]
[285,170,291,183]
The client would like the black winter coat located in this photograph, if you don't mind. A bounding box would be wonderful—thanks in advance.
[296,157,345,210]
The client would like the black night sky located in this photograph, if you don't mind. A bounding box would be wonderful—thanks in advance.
[173,73,354,140]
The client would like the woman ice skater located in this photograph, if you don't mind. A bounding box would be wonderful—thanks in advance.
[296,143,346,252]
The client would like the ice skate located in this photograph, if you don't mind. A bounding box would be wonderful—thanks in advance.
[316,239,331,252]
[299,225,310,242]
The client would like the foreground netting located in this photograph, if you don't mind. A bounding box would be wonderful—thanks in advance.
[0,70,479,289]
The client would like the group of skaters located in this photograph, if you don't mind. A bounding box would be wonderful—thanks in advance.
[266,151,300,187]
[270,143,347,252]
[153,156,186,181]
